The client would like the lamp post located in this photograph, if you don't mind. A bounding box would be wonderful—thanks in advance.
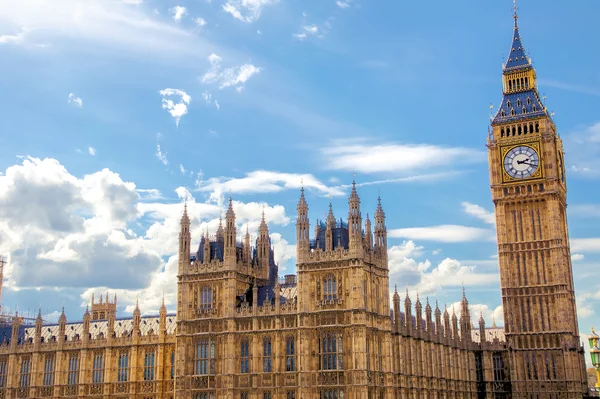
[589,327,600,390]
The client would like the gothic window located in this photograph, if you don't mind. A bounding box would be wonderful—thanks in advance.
[506,100,511,108]
[240,339,250,373]
[241,393,249,399]
[43,355,55,386]
[532,105,537,112]
[522,107,527,114]
[143,350,155,381]
[320,332,343,370]
[263,393,272,399]
[19,357,30,387]
[493,352,505,382]
[323,274,337,301]
[525,77,529,88]
[286,336,296,372]
[510,109,515,116]
[0,358,6,387]
[171,351,175,379]
[287,392,296,399]
[535,122,539,132]
[118,352,129,382]
[517,99,521,106]
[501,111,506,117]
[475,352,484,383]
[263,337,272,372]
[67,355,79,385]
[320,389,344,399]
[527,97,531,105]
[196,394,215,399]
[196,339,215,375]
[92,353,104,383]
[201,286,213,310]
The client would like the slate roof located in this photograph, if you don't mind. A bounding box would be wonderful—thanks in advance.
[20,313,176,343]
[505,23,530,70]
[492,90,547,124]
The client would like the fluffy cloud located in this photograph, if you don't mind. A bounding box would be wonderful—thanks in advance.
[222,0,277,23]
[0,28,26,44]
[88,146,96,156]
[196,170,345,203]
[322,140,485,174]
[293,25,321,41]
[194,17,207,27]
[389,225,495,243]
[462,202,495,225]
[270,233,296,272]
[68,93,83,108]
[169,6,187,22]
[336,0,351,8]
[570,238,600,253]
[201,53,261,90]
[159,88,191,126]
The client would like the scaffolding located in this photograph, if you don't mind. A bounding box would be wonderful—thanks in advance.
[0,255,39,326]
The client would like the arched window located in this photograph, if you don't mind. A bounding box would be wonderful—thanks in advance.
[200,287,213,310]
[143,350,155,381]
[286,337,296,372]
[522,107,527,114]
[510,109,515,116]
[263,337,272,372]
[517,99,521,107]
[196,339,215,375]
[118,352,129,382]
[501,128,505,137]
[171,351,175,379]
[319,332,343,371]
[535,123,540,132]
[323,275,337,301]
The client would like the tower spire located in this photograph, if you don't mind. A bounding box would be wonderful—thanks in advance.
[513,0,518,25]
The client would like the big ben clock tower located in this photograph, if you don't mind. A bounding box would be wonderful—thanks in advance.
[488,6,588,397]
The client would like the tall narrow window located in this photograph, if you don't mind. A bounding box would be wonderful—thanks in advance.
[92,353,104,383]
[320,389,344,399]
[118,352,129,382]
[171,351,175,379]
[287,392,296,399]
[19,357,31,387]
[241,393,249,399]
[67,355,79,385]
[320,332,343,370]
[0,358,6,387]
[200,287,213,310]
[43,355,55,386]
[196,340,215,375]
[286,336,296,372]
[323,274,337,301]
[493,352,505,382]
[195,394,215,399]
[263,337,272,372]
[143,350,155,381]
[263,393,272,399]
[240,339,250,373]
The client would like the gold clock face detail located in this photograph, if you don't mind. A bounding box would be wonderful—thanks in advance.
[503,145,539,179]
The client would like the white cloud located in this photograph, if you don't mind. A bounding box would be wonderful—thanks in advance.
[159,88,191,126]
[179,165,186,175]
[0,28,26,44]
[432,248,442,255]
[68,93,83,108]
[202,91,220,110]
[270,233,295,271]
[169,6,187,22]
[156,145,168,166]
[293,24,321,41]
[201,53,261,90]
[462,202,495,224]
[571,253,585,262]
[569,204,600,218]
[570,238,600,253]
[336,0,350,8]
[223,0,278,23]
[88,147,96,156]
[194,17,207,27]
[389,225,495,243]
[322,140,485,174]
[122,0,144,4]
[196,170,344,203]
[0,0,201,56]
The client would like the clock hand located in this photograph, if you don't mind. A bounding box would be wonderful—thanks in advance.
[516,159,530,165]
[520,161,537,167]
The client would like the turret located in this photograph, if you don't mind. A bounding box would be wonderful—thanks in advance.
[133,299,141,336]
[224,197,237,265]
[203,229,210,264]
[347,181,363,257]
[83,306,91,343]
[374,195,387,265]
[35,308,43,345]
[425,298,433,338]
[364,214,373,251]
[58,307,67,339]
[11,312,22,346]
[451,306,459,342]
[443,304,451,344]
[252,283,259,311]
[216,212,224,240]
[107,306,115,340]
[479,310,486,344]
[415,293,423,336]
[296,187,310,262]
[178,203,191,275]
[257,209,270,279]
[325,202,335,252]
[460,288,472,344]
[392,285,401,330]
[159,296,167,336]
[434,300,442,340]
[275,280,281,312]
[404,289,412,335]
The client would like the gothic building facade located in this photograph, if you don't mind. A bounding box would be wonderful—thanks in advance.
[0,9,589,399]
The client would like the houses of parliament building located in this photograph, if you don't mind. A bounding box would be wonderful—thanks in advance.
[0,8,590,399]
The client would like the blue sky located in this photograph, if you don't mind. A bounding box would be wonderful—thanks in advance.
[0,0,599,363]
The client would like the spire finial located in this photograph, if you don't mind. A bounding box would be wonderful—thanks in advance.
[513,0,518,26]
[394,284,398,294]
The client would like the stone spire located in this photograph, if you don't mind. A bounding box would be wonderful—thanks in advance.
[83,305,91,343]
[479,309,486,344]
[443,304,451,343]
[364,213,373,251]
[325,200,335,252]
[451,306,459,341]
[296,186,310,262]
[178,203,192,275]
[133,298,141,336]
[348,180,363,257]
[404,288,412,334]
[159,295,167,335]
[460,287,472,343]
[203,228,210,264]
[374,194,387,265]
[425,297,433,337]
[392,285,401,328]
[415,292,423,334]
[244,224,251,264]
[434,300,442,338]
[224,197,237,264]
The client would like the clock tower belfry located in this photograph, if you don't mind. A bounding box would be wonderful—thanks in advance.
[488,7,587,397]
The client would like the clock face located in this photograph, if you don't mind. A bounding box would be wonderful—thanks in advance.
[504,145,539,179]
